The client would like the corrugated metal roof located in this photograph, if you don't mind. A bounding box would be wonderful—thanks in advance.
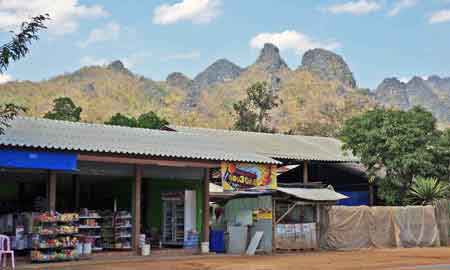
[168,125,358,162]
[0,118,279,164]
[276,187,348,201]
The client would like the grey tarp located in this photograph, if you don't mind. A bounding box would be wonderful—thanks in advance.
[326,205,441,249]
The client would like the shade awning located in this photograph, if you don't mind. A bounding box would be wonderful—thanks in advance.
[276,187,348,201]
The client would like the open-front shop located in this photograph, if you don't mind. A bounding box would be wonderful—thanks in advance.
[0,118,281,266]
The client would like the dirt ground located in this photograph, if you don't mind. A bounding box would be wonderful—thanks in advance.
[26,247,450,270]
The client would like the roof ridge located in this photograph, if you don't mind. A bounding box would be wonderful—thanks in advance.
[19,116,176,134]
[168,124,340,141]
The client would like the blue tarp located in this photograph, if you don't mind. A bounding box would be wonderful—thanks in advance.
[0,149,77,171]
[337,191,369,206]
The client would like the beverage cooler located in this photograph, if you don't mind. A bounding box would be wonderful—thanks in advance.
[161,190,196,246]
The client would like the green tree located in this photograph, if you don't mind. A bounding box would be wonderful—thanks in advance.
[406,177,449,205]
[105,113,138,127]
[105,111,168,129]
[340,106,447,205]
[0,14,50,134]
[137,111,169,129]
[232,100,258,132]
[44,97,82,122]
[233,82,279,132]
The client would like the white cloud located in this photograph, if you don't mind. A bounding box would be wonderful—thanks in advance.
[78,22,120,48]
[250,30,341,55]
[80,56,108,66]
[429,9,450,24]
[0,0,109,35]
[0,74,12,84]
[80,52,152,68]
[388,0,418,16]
[325,0,381,15]
[163,51,201,61]
[152,0,221,25]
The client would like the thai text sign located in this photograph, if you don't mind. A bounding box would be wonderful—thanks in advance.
[221,162,277,191]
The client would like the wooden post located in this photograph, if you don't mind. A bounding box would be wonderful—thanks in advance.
[47,171,56,211]
[132,165,142,252]
[202,168,210,245]
[315,204,320,250]
[272,199,276,253]
[303,160,309,184]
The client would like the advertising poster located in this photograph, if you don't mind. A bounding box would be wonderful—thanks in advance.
[221,162,277,191]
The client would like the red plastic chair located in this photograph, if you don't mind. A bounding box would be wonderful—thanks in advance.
[0,235,15,269]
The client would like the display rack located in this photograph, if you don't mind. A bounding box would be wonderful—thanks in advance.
[30,212,79,263]
[101,210,132,250]
[78,209,103,252]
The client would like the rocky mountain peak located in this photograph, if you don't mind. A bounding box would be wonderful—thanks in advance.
[378,77,406,89]
[192,58,243,91]
[254,43,288,72]
[374,77,409,110]
[301,48,356,88]
[166,72,193,90]
[108,60,125,71]
[107,60,135,77]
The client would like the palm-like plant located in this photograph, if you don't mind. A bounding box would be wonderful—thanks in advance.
[406,177,449,205]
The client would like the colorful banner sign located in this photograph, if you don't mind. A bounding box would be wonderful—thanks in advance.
[221,162,277,191]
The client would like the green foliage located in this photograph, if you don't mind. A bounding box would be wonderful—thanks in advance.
[406,177,449,205]
[0,104,26,134]
[137,111,169,129]
[0,14,49,134]
[0,14,50,73]
[233,81,279,132]
[44,97,82,122]
[105,113,137,127]
[340,106,448,205]
[105,111,168,130]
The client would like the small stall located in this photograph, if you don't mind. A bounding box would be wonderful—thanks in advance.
[212,186,347,254]
[272,187,347,251]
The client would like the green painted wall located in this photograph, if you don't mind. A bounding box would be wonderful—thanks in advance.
[0,182,18,200]
[144,179,203,236]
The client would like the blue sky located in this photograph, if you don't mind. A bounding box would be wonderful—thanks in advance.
[1,0,450,89]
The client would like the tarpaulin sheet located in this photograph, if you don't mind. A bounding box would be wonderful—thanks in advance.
[326,205,440,249]
[0,149,77,171]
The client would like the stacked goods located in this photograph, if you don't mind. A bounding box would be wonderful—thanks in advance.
[100,210,132,250]
[113,211,132,249]
[30,212,80,263]
[78,209,103,252]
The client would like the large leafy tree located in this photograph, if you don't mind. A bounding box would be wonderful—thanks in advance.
[233,81,279,132]
[105,111,168,129]
[44,97,82,122]
[340,106,448,205]
[0,14,50,134]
